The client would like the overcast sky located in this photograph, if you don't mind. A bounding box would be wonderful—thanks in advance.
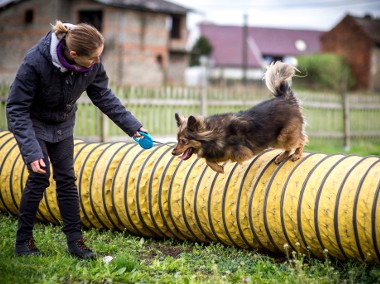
[170,0,380,31]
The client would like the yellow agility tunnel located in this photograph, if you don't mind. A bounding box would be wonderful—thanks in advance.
[0,130,379,263]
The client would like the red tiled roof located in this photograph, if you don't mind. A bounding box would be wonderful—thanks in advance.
[199,23,323,68]
[352,15,380,44]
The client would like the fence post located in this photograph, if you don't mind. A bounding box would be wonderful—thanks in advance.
[200,56,209,116]
[341,70,350,151]
[99,113,108,142]
[201,86,207,116]
[0,83,8,131]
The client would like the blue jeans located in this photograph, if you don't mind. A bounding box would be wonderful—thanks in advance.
[16,136,82,244]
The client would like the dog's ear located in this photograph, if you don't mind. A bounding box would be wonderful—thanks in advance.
[175,113,185,127]
[187,115,202,132]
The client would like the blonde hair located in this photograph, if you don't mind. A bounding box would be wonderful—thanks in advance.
[51,20,104,56]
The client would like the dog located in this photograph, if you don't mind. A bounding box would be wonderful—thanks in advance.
[172,61,308,173]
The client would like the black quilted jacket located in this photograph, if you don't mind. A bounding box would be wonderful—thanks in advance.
[6,31,142,164]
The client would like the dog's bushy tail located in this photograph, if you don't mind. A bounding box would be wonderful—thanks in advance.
[264,61,298,97]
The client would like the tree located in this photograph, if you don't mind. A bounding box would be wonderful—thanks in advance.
[189,36,213,66]
[294,53,354,92]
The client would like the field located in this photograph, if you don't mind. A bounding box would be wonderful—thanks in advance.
[0,213,379,284]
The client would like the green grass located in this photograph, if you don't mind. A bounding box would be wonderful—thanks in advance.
[305,138,380,156]
[0,213,379,284]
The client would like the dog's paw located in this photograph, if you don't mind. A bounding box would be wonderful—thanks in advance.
[215,165,224,174]
[207,161,224,173]
[290,154,302,162]
[274,151,291,164]
[211,164,224,174]
[274,157,282,164]
[274,155,285,164]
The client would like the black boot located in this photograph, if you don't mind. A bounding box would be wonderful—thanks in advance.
[67,238,96,259]
[14,238,43,256]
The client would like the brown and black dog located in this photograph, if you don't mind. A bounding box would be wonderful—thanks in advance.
[172,61,308,173]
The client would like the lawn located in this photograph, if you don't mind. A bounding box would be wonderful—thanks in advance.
[305,138,380,156]
[0,212,379,283]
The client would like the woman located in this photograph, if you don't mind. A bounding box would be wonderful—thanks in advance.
[6,21,147,259]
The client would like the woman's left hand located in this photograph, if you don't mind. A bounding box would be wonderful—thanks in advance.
[133,127,148,138]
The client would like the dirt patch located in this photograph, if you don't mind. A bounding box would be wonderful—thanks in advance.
[142,242,191,260]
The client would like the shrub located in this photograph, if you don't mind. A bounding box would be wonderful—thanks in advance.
[294,53,355,92]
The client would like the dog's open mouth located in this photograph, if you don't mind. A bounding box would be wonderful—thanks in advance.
[179,148,194,160]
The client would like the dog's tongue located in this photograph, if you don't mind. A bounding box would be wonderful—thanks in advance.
[179,148,193,160]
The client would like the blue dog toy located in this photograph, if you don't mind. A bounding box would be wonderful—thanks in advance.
[133,131,154,149]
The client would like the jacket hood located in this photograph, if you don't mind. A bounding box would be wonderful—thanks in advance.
[50,23,76,72]
[37,32,53,64]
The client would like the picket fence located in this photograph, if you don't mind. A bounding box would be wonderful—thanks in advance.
[1,84,380,146]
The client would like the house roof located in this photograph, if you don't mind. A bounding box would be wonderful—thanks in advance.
[0,0,191,15]
[199,23,323,68]
[0,0,22,11]
[0,0,15,6]
[352,15,380,44]
[93,0,190,15]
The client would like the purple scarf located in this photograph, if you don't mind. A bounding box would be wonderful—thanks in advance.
[56,38,92,73]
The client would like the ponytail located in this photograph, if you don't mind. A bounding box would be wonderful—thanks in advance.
[51,20,104,57]
[51,20,70,36]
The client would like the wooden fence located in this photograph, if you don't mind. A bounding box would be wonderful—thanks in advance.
[1,84,380,146]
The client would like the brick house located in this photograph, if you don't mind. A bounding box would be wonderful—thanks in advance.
[0,0,190,85]
[321,14,380,91]
[197,22,322,84]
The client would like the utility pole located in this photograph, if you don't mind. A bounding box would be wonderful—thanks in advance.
[242,13,248,85]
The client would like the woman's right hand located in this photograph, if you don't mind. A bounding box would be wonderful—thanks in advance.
[30,159,46,174]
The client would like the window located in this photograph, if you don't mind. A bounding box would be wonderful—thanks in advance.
[156,54,163,65]
[79,10,103,32]
[24,9,34,24]
[170,15,181,39]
